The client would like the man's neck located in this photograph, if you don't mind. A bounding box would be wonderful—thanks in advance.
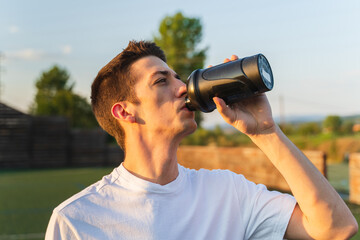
[122,132,181,186]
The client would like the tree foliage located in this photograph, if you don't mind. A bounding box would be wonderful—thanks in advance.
[297,122,321,136]
[154,11,207,80]
[30,65,98,129]
[341,121,355,135]
[154,11,208,127]
[323,115,342,134]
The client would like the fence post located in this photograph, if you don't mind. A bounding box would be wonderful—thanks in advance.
[349,153,360,204]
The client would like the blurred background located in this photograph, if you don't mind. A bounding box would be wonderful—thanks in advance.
[1,0,360,239]
[1,0,359,124]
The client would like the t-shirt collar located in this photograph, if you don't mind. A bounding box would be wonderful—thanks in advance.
[115,163,185,194]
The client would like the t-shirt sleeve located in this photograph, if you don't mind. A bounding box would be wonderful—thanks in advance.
[45,210,79,240]
[232,173,297,240]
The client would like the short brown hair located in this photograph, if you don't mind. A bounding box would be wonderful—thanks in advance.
[91,40,166,151]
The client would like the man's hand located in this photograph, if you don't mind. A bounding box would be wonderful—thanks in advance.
[212,55,275,137]
[212,55,358,239]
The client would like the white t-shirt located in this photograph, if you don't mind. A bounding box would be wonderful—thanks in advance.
[45,164,296,240]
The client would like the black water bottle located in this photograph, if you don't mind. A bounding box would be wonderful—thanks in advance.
[185,54,274,113]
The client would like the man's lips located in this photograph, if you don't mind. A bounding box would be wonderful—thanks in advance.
[179,103,191,112]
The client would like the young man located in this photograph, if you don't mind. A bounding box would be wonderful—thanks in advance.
[46,41,358,239]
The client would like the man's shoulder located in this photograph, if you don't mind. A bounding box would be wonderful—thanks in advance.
[53,169,119,215]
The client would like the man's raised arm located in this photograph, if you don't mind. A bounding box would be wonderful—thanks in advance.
[213,82,358,239]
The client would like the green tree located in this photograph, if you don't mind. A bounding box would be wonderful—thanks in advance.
[30,65,98,128]
[181,127,211,146]
[323,115,342,134]
[154,11,208,127]
[279,123,295,135]
[297,122,321,136]
[341,121,354,135]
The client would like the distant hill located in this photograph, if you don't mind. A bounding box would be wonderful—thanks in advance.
[342,114,360,123]
[205,113,360,131]
[274,114,326,124]
[275,114,360,125]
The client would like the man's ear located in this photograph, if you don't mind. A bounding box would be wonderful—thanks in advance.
[111,102,136,123]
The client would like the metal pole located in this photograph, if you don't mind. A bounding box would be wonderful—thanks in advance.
[0,52,3,101]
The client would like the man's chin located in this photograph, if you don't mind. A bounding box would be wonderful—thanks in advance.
[179,120,197,138]
[185,121,197,135]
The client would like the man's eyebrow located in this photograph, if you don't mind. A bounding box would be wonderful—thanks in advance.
[150,70,170,79]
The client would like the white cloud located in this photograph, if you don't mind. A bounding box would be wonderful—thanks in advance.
[9,25,19,34]
[7,48,45,60]
[61,45,72,55]
[5,45,73,61]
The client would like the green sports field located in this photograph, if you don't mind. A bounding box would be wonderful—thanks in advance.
[0,167,113,239]
[0,164,359,239]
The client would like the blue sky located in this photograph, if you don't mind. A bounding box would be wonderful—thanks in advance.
[1,0,359,127]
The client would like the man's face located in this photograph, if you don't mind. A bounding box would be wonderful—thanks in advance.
[129,56,197,139]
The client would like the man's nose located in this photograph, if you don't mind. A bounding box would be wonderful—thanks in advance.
[176,81,187,98]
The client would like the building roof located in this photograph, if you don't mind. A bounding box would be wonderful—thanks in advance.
[0,102,30,120]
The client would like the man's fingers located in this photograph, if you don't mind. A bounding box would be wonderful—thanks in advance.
[213,97,233,124]
[230,55,238,61]
[224,55,238,63]
[209,55,238,68]
[213,97,225,109]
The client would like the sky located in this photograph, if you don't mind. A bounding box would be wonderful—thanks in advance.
[1,0,359,128]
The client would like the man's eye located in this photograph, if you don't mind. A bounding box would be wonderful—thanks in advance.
[156,78,166,84]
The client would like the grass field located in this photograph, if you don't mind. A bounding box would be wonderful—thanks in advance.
[0,167,113,239]
[1,164,359,239]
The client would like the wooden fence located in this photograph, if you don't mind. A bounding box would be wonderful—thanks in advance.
[30,117,70,167]
[178,145,327,192]
[0,110,124,168]
[0,103,32,167]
